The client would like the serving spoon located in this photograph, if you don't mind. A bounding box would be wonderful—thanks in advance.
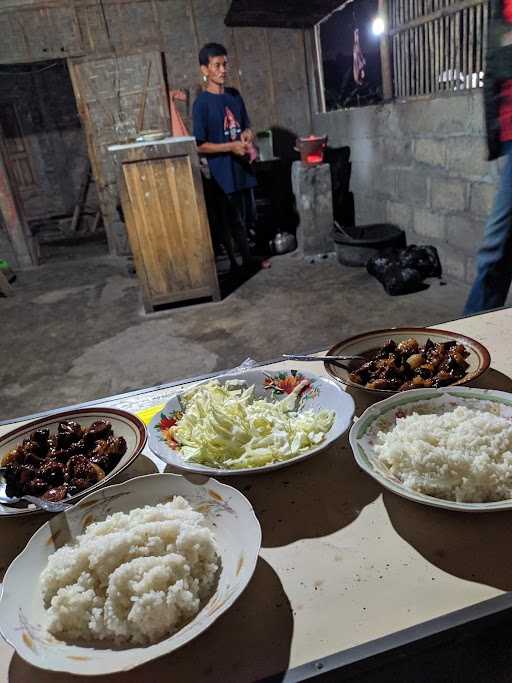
[0,468,71,512]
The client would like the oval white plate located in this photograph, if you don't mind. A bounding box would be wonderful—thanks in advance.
[0,407,147,516]
[349,386,512,512]
[148,368,355,476]
[0,473,261,675]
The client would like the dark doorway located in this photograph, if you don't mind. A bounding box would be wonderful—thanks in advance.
[0,59,105,261]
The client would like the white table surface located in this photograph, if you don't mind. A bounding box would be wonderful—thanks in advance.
[1,308,512,682]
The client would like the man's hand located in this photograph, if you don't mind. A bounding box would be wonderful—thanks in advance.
[230,140,249,156]
[241,129,253,145]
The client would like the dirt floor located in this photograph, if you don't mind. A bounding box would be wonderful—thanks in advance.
[1,248,470,421]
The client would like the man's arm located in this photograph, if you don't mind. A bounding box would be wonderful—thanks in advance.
[197,140,248,156]
[238,93,253,145]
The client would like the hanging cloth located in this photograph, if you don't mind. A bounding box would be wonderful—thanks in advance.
[169,89,189,136]
[353,28,366,86]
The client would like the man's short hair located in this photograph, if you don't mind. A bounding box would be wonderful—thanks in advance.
[199,43,227,66]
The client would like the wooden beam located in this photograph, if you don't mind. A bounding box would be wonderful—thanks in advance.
[0,141,37,268]
[379,0,393,100]
[313,24,326,114]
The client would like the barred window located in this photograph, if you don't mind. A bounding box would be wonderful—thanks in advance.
[391,0,487,97]
[317,0,488,111]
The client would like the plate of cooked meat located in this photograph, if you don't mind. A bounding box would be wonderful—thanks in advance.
[324,327,490,395]
[0,407,146,516]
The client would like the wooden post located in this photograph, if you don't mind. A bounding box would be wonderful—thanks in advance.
[379,0,394,100]
[0,142,37,268]
[313,24,327,113]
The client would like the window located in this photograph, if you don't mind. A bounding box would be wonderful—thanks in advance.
[319,0,383,110]
[317,0,487,110]
[390,0,487,97]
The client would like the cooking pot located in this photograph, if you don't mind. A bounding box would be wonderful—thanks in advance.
[271,232,297,255]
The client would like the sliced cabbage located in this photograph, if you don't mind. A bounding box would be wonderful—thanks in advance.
[167,379,335,469]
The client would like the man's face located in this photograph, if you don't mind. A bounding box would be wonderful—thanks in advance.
[201,55,227,86]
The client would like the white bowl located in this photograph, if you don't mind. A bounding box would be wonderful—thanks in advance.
[349,386,512,512]
[0,407,147,516]
[0,472,261,675]
[325,327,491,395]
[148,367,355,476]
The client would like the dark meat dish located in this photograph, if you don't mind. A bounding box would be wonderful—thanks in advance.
[348,338,470,391]
[2,420,127,502]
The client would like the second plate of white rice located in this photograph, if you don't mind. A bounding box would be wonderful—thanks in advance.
[349,387,512,512]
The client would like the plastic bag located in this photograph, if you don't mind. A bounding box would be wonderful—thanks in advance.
[397,245,442,278]
[367,245,442,296]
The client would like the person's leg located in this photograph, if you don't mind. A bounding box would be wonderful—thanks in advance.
[213,185,239,270]
[464,142,512,314]
[226,191,255,267]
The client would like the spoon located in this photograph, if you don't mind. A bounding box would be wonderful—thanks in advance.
[0,468,71,512]
[0,493,71,513]
[282,354,367,363]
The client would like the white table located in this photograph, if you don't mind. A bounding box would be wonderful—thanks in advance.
[2,309,512,682]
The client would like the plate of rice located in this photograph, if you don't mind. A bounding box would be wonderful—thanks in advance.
[0,473,261,675]
[147,368,355,476]
[349,387,512,512]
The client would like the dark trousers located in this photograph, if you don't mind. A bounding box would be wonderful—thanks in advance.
[204,179,255,268]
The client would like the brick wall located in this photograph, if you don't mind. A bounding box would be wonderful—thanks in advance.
[313,90,497,283]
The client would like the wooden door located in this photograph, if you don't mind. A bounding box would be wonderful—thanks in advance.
[68,53,171,254]
[0,103,41,212]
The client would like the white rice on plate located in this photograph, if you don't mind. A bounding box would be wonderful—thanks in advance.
[374,405,512,502]
[40,497,219,644]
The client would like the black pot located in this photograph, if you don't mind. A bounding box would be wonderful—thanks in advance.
[333,223,406,267]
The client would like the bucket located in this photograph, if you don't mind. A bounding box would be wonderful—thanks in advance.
[333,223,406,267]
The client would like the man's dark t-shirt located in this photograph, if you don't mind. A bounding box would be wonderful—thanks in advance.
[192,88,257,195]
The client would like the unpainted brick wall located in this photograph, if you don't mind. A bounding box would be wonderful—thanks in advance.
[313,90,497,284]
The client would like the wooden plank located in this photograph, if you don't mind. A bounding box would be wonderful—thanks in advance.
[379,0,393,99]
[0,270,13,297]
[398,0,404,96]
[462,6,468,84]
[69,161,91,232]
[419,11,424,94]
[454,8,461,90]
[475,2,482,78]
[482,0,488,71]
[468,4,475,88]
[0,139,37,267]
[436,15,441,92]
[428,6,435,92]
[118,139,219,308]
[313,24,326,114]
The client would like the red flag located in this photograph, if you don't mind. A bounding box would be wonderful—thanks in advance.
[353,28,366,86]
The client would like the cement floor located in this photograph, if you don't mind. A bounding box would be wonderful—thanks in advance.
[1,250,470,421]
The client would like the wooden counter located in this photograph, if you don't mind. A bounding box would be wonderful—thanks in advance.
[2,308,512,681]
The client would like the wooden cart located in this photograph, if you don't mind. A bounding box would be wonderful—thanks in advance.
[110,136,220,312]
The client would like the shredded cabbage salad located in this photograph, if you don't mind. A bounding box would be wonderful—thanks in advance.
[167,379,335,469]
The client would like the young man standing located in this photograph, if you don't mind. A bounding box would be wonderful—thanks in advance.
[192,42,258,271]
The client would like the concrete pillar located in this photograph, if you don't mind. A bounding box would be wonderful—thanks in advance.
[291,161,334,259]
